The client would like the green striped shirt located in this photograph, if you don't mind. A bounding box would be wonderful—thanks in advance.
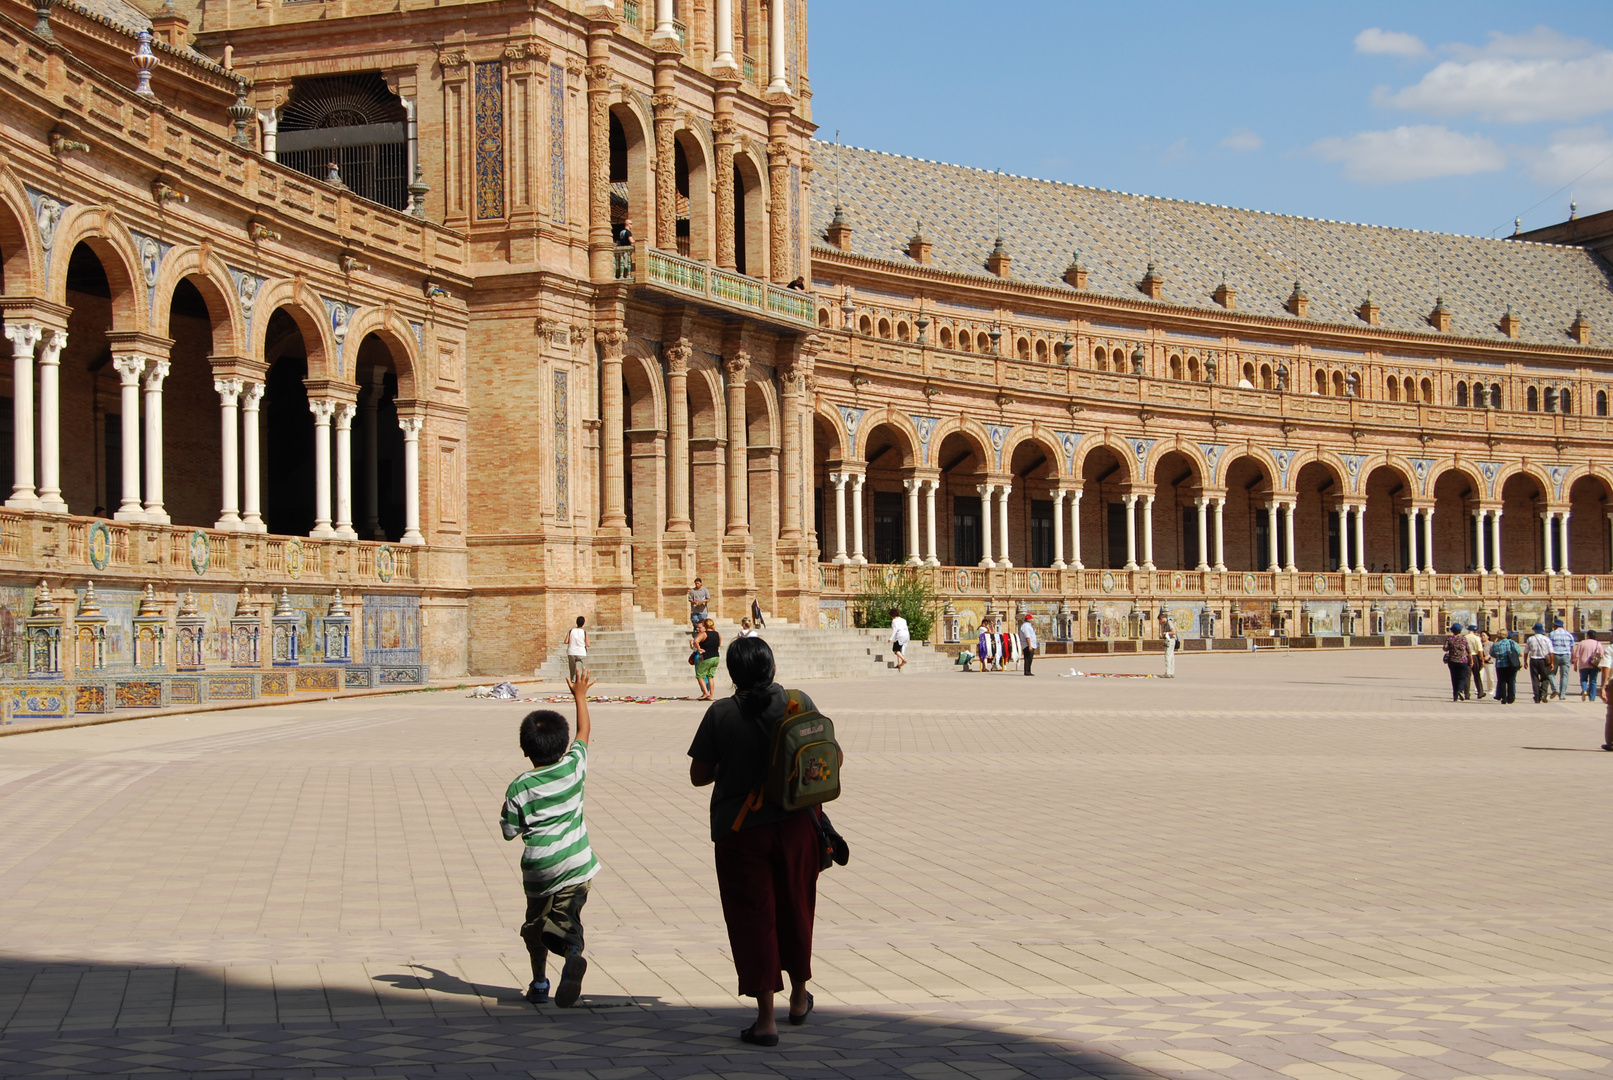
[501,741,600,897]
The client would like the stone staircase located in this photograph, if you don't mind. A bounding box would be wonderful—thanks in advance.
[536,607,953,684]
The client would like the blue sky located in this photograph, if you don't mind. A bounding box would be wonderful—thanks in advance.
[806,1,1613,238]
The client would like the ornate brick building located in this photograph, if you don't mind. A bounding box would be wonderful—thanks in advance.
[0,0,1609,721]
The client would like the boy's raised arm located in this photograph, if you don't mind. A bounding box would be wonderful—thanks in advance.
[568,665,593,745]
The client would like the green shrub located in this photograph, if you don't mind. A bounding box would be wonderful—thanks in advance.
[851,565,941,641]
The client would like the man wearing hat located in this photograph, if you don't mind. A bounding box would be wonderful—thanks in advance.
[1524,622,1555,704]
[1549,618,1576,700]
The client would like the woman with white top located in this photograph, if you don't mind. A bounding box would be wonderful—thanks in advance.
[888,605,909,671]
[563,616,589,681]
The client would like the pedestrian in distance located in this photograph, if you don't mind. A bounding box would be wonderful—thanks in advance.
[1573,629,1604,701]
[1525,622,1555,703]
[1019,613,1039,676]
[1442,623,1471,702]
[1550,618,1576,700]
[1161,620,1178,679]
[751,597,767,629]
[688,637,828,1046]
[976,621,993,673]
[1600,646,1613,749]
[737,618,758,639]
[1490,630,1521,705]
[694,617,722,700]
[502,665,598,1008]
[687,577,710,631]
[1463,624,1485,699]
[562,616,589,682]
[888,605,909,671]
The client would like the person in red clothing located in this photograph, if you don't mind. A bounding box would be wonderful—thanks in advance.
[688,636,824,1046]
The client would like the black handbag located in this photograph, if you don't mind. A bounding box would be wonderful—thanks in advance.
[812,807,849,871]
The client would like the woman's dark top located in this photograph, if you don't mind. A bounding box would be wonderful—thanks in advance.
[699,629,721,659]
[688,683,817,842]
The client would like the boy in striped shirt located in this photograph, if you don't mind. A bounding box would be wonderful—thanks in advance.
[501,666,599,1007]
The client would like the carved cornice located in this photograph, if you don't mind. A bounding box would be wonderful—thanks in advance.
[664,338,692,374]
[724,352,750,378]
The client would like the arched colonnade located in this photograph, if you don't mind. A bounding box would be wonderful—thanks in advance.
[0,190,426,543]
[809,416,1613,576]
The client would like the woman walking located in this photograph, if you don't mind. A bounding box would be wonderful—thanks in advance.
[1442,622,1471,702]
[688,637,823,1045]
[694,618,721,700]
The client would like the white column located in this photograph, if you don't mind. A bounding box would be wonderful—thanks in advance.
[334,401,357,539]
[1196,497,1210,572]
[766,0,789,95]
[713,0,736,69]
[924,479,940,566]
[1141,493,1155,571]
[399,415,424,545]
[141,360,170,523]
[258,109,278,161]
[849,472,866,564]
[309,398,336,538]
[1123,493,1138,571]
[1561,511,1572,575]
[1542,511,1555,575]
[1353,505,1366,574]
[1070,490,1084,570]
[1474,510,1487,575]
[1266,502,1280,572]
[35,329,65,513]
[1284,501,1298,573]
[361,370,383,538]
[977,482,996,568]
[1051,490,1067,570]
[1405,507,1419,574]
[904,478,921,565]
[241,382,265,532]
[214,378,243,530]
[1213,497,1226,572]
[1421,506,1435,574]
[997,484,1013,569]
[830,471,847,563]
[3,322,39,509]
[1490,509,1502,574]
[112,355,145,521]
[652,0,677,42]
[1337,505,1351,573]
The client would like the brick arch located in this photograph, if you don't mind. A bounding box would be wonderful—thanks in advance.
[812,401,849,464]
[852,406,920,468]
[148,247,243,358]
[252,280,334,378]
[1429,460,1486,498]
[346,308,424,401]
[1002,425,1067,481]
[0,168,43,296]
[1568,464,1613,502]
[48,208,144,331]
[1072,432,1136,485]
[744,370,778,447]
[928,416,995,473]
[1287,448,1347,493]
[1149,438,1210,488]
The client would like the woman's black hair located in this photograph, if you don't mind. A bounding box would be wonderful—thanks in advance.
[726,635,777,718]
[575,615,585,627]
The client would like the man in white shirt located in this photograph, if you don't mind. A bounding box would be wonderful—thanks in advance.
[1524,622,1555,704]
[888,605,909,671]
[563,616,589,681]
[1018,614,1038,677]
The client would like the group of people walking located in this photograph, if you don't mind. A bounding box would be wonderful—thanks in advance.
[1444,619,1611,711]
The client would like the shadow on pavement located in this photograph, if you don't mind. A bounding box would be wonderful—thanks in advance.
[0,956,1149,1078]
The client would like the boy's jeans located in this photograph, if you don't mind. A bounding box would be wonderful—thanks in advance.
[521,881,589,980]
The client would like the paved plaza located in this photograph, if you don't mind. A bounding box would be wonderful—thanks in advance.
[2,649,1613,1079]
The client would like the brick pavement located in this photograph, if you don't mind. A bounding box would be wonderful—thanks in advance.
[0,649,1611,1078]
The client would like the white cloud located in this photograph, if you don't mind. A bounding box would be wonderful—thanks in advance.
[1380,28,1613,122]
[1309,125,1507,183]
[1356,28,1428,58]
[1522,126,1613,209]
[1220,128,1263,152]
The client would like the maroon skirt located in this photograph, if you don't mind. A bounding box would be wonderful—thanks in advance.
[713,808,820,996]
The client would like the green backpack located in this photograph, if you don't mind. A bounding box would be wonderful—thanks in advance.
[731,689,842,831]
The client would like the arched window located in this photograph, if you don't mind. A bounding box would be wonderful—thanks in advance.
[1526,386,1539,411]
[1187,356,1199,381]
[877,317,891,338]
[939,326,953,349]
[896,320,910,342]
[960,330,973,352]
[1598,390,1608,417]
[1561,389,1573,414]
[1260,364,1274,390]
[1242,361,1256,385]
[1401,376,1415,402]
[1420,377,1433,403]
[1016,337,1030,360]
[1034,339,1048,362]
[279,73,409,210]
[1314,370,1328,395]
[976,331,991,353]
[1387,376,1400,402]
[817,308,830,327]
[858,315,872,335]
[1544,387,1558,413]
[1456,382,1469,407]
[1491,383,1503,410]
[1170,354,1183,380]
[1332,371,1346,396]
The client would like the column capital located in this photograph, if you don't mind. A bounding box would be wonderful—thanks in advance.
[595,327,628,358]
[241,381,265,408]
[309,398,338,422]
[2,321,43,353]
[977,482,996,497]
[112,354,147,383]
[37,328,66,364]
[663,337,692,374]
[398,416,424,438]
[141,359,171,389]
[214,377,244,403]
[334,401,356,427]
[724,351,751,379]
[849,472,865,491]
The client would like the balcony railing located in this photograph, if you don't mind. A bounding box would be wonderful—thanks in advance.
[619,243,816,329]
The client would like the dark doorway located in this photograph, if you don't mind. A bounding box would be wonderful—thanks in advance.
[1106,502,1127,569]
[1030,499,1053,567]
[953,494,980,566]
[872,491,904,564]
[1179,507,1200,569]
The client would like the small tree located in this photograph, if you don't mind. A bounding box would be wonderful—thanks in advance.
[851,565,941,641]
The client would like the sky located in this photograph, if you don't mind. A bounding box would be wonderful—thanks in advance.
[806,1,1613,239]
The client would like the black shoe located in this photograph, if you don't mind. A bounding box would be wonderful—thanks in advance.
[555,953,587,1008]
[740,1024,780,1047]
[789,993,814,1026]
[523,978,550,1004]
[1602,744,1613,752]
